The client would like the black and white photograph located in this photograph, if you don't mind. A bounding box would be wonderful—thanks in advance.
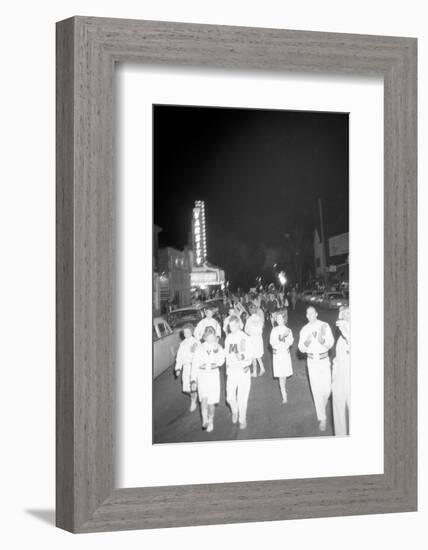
[0,0,421,543]
[153,104,349,444]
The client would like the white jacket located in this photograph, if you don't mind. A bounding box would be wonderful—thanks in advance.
[175,337,199,372]
[191,342,225,381]
[224,330,253,370]
[298,320,334,357]
[245,314,263,337]
[194,317,221,341]
[270,325,294,353]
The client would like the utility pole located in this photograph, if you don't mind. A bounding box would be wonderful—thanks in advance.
[318,198,328,288]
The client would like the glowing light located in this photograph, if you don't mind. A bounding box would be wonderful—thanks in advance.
[192,200,207,266]
[278,271,287,286]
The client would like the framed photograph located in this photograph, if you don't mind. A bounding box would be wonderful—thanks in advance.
[56,17,417,532]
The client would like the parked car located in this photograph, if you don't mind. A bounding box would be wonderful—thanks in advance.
[307,290,325,304]
[153,317,181,378]
[313,293,326,305]
[324,291,349,310]
[298,290,316,302]
[167,303,207,331]
[204,298,223,317]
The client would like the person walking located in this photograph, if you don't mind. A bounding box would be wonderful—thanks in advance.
[298,306,334,431]
[224,316,254,430]
[266,293,278,326]
[253,299,265,327]
[223,306,243,334]
[194,306,221,341]
[191,327,225,432]
[233,299,248,326]
[245,304,265,377]
[174,323,199,412]
[218,295,230,320]
[331,306,350,436]
[270,310,294,403]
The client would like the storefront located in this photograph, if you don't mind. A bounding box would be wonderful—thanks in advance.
[190,264,225,298]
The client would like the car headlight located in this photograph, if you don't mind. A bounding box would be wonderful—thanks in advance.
[337,302,342,306]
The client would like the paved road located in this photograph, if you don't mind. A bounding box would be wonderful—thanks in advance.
[153,301,340,444]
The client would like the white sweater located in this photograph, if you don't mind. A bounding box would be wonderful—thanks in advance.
[191,342,225,381]
[194,317,221,341]
[224,330,253,370]
[175,337,199,372]
[298,320,334,356]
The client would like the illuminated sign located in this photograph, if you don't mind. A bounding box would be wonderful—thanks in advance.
[191,268,225,287]
[191,271,218,286]
[192,200,207,266]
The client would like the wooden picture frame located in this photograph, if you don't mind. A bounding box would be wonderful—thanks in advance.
[56,16,417,533]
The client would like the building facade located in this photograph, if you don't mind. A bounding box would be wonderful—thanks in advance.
[153,225,162,316]
[314,228,349,287]
[188,200,226,295]
[188,249,225,293]
[158,247,191,311]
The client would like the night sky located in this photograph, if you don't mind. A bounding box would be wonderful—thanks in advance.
[154,105,349,289]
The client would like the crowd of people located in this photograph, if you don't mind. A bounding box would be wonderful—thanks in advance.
[174,288,350,436]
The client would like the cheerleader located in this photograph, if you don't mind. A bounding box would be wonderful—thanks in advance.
[224,316,254,430]
[245,304,265,377]
[194,306,221,341]
[252,299,265,327]
[223,306,244,334]
[174,324,199,412]
[270,310,294,403]
[331,306,350,435]
[298,306,334,431]
[191,326,225,432]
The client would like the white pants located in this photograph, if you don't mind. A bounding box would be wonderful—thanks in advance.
[307,358,332,422]
[197,369,220,405]
[181,363,192,394]
[226,368,251,423]
[332,359,350,435]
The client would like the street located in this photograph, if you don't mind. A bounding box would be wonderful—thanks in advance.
[153,302,340,444]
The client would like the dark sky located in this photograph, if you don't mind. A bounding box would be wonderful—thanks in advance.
[154,105,348,288]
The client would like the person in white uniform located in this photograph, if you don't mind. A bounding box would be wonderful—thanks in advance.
[194,306,221,341]
[245,304,265,377]
[191,326,225,432]
[174,323,199,412]
[223,306,243,334]
[298,306,334,431]
[224,316,254,430]
[253,300,265,328]
[331,306,350,436]
[270,310,294,403]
